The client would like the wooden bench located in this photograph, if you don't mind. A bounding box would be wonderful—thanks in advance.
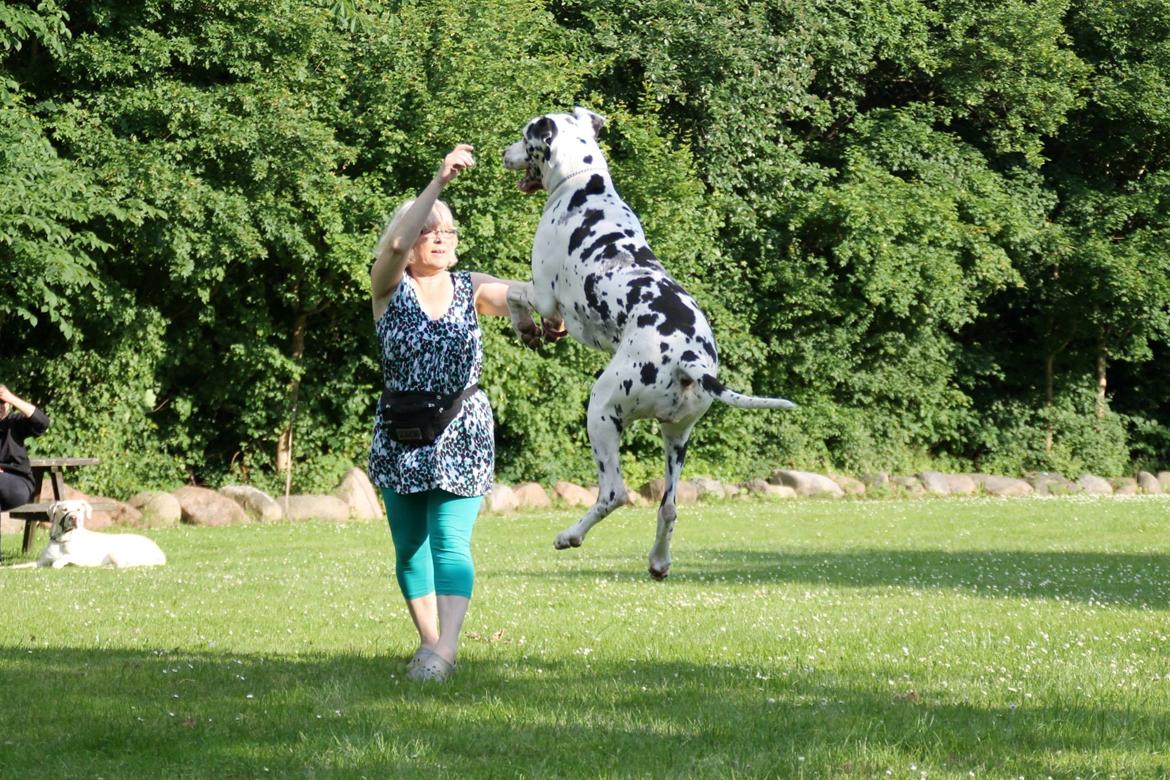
[0,457,115,558]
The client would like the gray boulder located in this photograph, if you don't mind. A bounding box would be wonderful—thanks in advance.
[332,468,384,521]
[1076,474,1114,495]
[769,470,844,498]
[219,485,285,523]
[554,481,597,508]
[127,490,183,528]
[1110,477,1139,496]
[485,483,519,513]
[1029,473,1081,497]
[513,482,552,510]
[174,486,249,526]
[917,471,952,495]
[1136,471,1162,495]
[890,476,926,496]
[980,475,1034,497]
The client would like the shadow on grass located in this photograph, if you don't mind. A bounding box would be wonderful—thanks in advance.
[1,645,1167,779]
[502,548,1170,609]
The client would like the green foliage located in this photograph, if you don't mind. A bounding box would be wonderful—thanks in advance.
[1,0,1167,495]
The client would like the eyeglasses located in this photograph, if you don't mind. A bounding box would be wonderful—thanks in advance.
[421,227,459,239]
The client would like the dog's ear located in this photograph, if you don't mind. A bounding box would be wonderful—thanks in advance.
[526,115,558,150]
[80,501,92,528]
[573,106,605,137]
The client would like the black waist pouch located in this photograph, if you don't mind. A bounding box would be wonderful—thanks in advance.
[381,384,479,447]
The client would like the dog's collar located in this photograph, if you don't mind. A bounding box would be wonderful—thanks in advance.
[544,167,609,208]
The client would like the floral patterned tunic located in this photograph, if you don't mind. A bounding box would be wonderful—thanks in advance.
[368,271,494,497]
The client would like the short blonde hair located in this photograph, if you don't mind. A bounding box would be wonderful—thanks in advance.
[374,198,458,270]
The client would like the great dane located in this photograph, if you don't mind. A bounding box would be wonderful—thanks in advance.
[503,107,796,579]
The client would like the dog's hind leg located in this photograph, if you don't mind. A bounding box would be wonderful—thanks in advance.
[553,371,629,550]
[647,419,696,580]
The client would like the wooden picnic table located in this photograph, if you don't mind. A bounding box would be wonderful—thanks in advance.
[1,457,114,557]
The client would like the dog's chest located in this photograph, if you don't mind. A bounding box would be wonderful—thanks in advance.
[534,204,711,354]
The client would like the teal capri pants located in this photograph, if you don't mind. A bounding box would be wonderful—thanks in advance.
[381,487,483,600]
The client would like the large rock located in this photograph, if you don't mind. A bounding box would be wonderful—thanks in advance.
[553,481,597,508]
[332,468,384,521]
[128,491,183,528]
[689,477,728,500]
[513,482,552,510]
[980,475,1034,497]
[1136,471,1162,495]
[219,485,285,523]
[485,483,519,513]
[769,470,844,498]
[105,501,145,528]
[830,474,866,496]
[945,474,979,495]
[1026,473,1079,496]
[1110,477,1139,496]
[917,471,952,495]
[1076,474,1113,495]
[890,476,926,496]
[278,494,350,522]
[741,479,796,499]
[173,486,249,526]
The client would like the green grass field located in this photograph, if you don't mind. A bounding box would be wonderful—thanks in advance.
[1,497,1168,778]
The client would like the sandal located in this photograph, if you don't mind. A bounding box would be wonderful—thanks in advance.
[406,648,433,673]
[406,651,455,683]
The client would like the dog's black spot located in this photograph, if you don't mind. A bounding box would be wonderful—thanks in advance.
[640,363,658,385]
[582,231,625,261]
[698,336,717,361]
[584,273,610,321]
[527,116,558,145]
[701,374,723,394]
[637,313,658,328]
[625,276,654,309]
[568,209,605,255]
[624,229,635,237]
[622,379,633,395]
[567,174,606,212]
[650,280,696,337]
[673,440,689,467]
[633,246,661,269]
[583,155,593,164]
[680,350,699,363]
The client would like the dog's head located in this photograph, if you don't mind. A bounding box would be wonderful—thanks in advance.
[503,107,606,194]
[49,500,91,540]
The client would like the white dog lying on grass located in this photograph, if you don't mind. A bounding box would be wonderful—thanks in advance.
[7,499,166,569]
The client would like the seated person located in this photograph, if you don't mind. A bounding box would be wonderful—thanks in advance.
[0,385,50,510]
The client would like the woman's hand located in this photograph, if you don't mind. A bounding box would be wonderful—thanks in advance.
[438,144,476,184]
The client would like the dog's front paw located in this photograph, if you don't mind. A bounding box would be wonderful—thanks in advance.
[554,531,583,549]
[648,562,671,580]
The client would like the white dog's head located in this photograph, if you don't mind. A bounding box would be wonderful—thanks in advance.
[503,107,607,195]
[49,500,91,541]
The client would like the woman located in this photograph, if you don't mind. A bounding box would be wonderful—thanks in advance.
[0,385,50,510]
[369,143,561,683]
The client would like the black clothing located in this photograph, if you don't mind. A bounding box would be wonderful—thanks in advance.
[0,472,35,509]
[0,408,50,484]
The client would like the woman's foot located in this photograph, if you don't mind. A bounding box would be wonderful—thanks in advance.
[406,650,455,682]
[406,647,434,673]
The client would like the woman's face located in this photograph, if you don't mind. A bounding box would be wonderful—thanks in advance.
[411,223,459,271]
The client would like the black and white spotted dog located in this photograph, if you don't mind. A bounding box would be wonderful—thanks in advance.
[503,107,796,579]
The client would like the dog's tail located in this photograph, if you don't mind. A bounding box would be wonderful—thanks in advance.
[696,373,797,410]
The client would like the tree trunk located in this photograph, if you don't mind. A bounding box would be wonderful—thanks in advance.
[1096,340,1108,419]
[1044,351,1055,456]
[276,310,308,498]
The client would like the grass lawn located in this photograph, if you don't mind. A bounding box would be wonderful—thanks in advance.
[1,496,1168,778]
